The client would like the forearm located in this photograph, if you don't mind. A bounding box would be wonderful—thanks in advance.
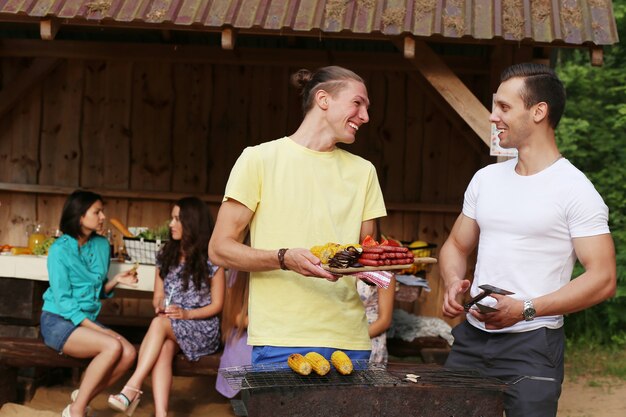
[535,269,616,318]
[368,317,391,338]
[210,238,281,272]
[103,277,118,294]
[439,240,469,288]
[184,303,222,320]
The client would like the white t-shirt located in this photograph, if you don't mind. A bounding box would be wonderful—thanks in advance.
[463,158,610,333]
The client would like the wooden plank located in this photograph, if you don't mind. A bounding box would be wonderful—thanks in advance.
[0,182,223,203]
[81,60,133,189]
[0,57,60,119]
[0,58,42,185]
[0,192,36,247]
[171,63,212,193]
[35,195,66,238]
[400,74,426,241]
[127,199,171,230]
[207,65,251,194]
[39,60,84,187]
[130,62,173,192]
[400,40,491,147]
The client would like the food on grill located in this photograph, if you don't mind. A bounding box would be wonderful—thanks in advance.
[305,352,331,376]
[331,350,353,375]
[288,353,312,375]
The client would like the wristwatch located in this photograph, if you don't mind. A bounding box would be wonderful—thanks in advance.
[522,300,536,321]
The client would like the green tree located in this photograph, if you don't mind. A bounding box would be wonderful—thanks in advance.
[555,0,626,346]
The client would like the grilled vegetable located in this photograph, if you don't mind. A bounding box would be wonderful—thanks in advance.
[288,353,312,375]
[331,350,353,375]
[305,352,330,376]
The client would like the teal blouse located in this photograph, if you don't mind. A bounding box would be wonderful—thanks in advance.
[42,234,113,325]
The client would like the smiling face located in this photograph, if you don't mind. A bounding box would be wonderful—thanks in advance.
[169,205,183,241]
[80,200,105,236]
[489,77,536,149]
[325,80,370,145]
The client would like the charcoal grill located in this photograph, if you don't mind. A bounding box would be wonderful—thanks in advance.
[219,362,505,417]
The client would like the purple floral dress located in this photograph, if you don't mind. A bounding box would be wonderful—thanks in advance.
[157,260,220,361]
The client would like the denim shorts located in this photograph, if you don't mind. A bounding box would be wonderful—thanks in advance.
[40,311,107,354]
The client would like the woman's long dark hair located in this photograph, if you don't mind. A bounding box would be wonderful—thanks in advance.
[157,197,214,291]
[59,190,103,239]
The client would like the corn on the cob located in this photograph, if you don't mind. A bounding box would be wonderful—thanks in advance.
[331,350,353,375]
[288,353,312,375]
[304,352,330,376]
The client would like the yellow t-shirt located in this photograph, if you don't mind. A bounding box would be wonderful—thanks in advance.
[224,137,387,350]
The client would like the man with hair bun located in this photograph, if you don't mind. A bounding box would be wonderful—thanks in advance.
[209,66,387,364]
[440,62,616,417]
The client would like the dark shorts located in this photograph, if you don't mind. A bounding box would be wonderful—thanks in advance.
[252,345,371,365]
[40,311,106,354]
[445,321,564,417]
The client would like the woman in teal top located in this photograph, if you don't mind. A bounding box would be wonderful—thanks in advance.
[40,190,138,417]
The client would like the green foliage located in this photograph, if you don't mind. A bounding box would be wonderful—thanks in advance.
[136,221,170,240]
[565,340,626,380]
[555,0,626,346]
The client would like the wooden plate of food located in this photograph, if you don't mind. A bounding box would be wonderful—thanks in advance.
[321,257,437,274]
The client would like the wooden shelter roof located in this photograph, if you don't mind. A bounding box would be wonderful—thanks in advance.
[0,0,619,46]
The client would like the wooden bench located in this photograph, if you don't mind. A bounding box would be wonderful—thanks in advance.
[0,336,222,406]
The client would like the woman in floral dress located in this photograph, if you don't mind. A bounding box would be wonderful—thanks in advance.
[108,197,225,417]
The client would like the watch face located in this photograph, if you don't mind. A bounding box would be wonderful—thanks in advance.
[524,307,536,320]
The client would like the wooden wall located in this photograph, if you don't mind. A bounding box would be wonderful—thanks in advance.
[0,52,494,324]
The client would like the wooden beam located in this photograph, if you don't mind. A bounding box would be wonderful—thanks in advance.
[0,58,61,119]
[0,182,459,214]
[0,39,487,75]
[397,40,491,147]
[221,28,236,50]
[40,18,60,40]
[0,182,223,204]
[403,36,415,59]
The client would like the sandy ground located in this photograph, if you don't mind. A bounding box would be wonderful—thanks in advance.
[1,373,624,417]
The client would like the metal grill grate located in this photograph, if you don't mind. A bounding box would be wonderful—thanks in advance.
[220,360,400,390]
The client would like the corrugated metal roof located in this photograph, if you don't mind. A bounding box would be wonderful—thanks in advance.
[0,0,619,46]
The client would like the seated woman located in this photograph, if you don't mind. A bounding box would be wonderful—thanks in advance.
[40,190,138,417]
[108,197,225,417]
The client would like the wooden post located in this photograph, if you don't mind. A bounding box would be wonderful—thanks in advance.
[403,36,415,59]
[222,28,236,50]
[590,46,603,67]
[40,18,60,40]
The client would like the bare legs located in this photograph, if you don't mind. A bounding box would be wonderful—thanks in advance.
[152,339,178,417]
[115,316,178,417]
[62,327,136,417]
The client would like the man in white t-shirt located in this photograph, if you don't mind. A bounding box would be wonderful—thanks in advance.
[440,63,616,417]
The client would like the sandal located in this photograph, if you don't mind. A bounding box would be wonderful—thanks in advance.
[71,390,91,416]
[108,386,143,416]
[62,404,88,417]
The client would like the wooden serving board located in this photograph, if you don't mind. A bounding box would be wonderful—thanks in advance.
[321,257,437,274]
